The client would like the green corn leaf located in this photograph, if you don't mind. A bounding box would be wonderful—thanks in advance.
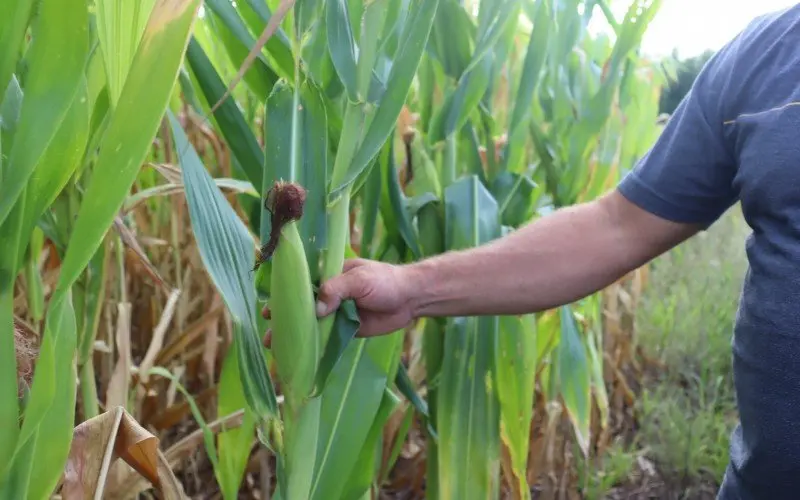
[234,0,296,81]
[204,0,294,82]
[96,0,156,106]
[466,0,520,75]
[558,305,591,456]
[359,162,383,259]
[406,133,442,199]
[437,175,502,500]
[0,205,25,478]
[384,141,423,260]
[168,111,279,423]
[242,0,292,44]
[217,339,258,500]
[24,294,78,500]
[0,83,25,472]
[202,10,277,107]
[0,75,23,166]
[185,37,265,187]
[0,0,34,98]
[261,80,328,283]
[55,0,201,294]
[356,0,390,99]
[0,0,89,228]
[445,54,493,136]
[23,230,45,322]
[377,157,405,257]
[328,0,440,200]
[502,0,550,173]
[312,299,360,397]
[586,304,609,430]
[299,11,339,93]
[0,387,34,499]
[203,0,272,68]
[427,53,492,143]
[395,362,429,419]
[395,361,438,440]
[75,241,108,420]
[19,80,90,255]
[491,172,538,228]
[308,333,401,500]
[326,0,359,100]
[340,387,402,499]
[2,289,77,499]
[279,395,320,500]
[495,314,537,498]
[427,0,474,80]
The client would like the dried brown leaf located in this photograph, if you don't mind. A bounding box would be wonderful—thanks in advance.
[149,162,183,183]
[114,216,171,291]
[106,303,132,411]
[155,303,223,366]
[62,406,187,500]
[202,294,222,383]
[139,288,182,384]
[105,410,245,499]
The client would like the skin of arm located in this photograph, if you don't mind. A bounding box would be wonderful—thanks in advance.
[406,189,701,318]
[263,188,702,339]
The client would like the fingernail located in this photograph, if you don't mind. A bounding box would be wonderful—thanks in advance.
[316,300,328,316]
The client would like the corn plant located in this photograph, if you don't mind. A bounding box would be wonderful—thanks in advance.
[0,0,202,496]
[168,0,668,497]
[174,0,439,498]
[0,0,669,496]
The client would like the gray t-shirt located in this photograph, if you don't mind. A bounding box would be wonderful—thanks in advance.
[617,5,800,499]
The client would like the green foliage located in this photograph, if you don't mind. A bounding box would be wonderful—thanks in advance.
[636,207,745,487]
[0,0,673,497]
[0,0,202,497]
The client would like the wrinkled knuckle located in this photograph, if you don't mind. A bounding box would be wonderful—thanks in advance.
[319,280,337,298]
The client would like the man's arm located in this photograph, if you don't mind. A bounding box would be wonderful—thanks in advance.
[310,38,739,337]
[404,189,701,319]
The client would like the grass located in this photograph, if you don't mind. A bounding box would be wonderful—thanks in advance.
[591,205,750,498]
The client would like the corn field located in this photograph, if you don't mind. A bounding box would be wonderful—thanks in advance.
[1,0,670,497]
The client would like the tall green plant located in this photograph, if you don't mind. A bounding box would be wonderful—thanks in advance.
[153,0,667,498]
[0,0,201,497]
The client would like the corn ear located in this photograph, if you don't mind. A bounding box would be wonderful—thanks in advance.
[269,218,320,412]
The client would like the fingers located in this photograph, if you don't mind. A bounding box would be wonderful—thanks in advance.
[262,258,373,321]
[316,262,371,317]
[315,276,350,317]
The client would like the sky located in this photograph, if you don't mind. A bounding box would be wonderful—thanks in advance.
[595,0,798,59]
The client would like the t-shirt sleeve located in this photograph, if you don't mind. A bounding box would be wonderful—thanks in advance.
[617,44,741,227]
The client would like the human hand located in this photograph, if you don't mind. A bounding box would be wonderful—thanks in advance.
[262,258,418,347]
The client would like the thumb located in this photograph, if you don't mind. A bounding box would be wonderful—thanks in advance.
[316,271,363,317]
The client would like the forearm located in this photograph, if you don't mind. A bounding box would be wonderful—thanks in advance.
[405,191,699,318]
